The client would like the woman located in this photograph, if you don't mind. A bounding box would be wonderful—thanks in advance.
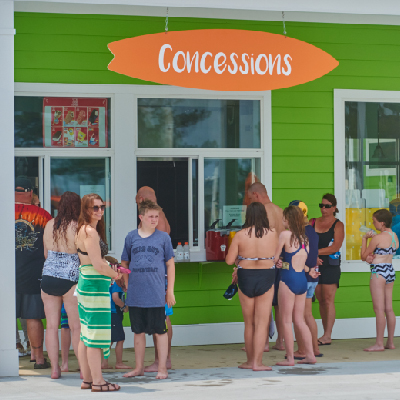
[75,194,122,392]
[275,206,318,366]
[361,209,398,352]
[311,193,344,346]
[41,191,81,379]
[227,202,278,371]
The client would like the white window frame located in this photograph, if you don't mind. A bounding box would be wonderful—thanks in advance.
[133,86,271,261]
[15,83,271,261]
[334,89,400,272]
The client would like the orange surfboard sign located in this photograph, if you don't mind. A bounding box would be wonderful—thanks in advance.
[108,29,338,91]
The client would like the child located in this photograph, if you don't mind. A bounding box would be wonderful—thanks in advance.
[121,199,175,380]
[361,209,398,352]
[102,256,131,369]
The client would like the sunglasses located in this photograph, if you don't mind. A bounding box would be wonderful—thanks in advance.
[319,203,334,209]
[91,205,105,212]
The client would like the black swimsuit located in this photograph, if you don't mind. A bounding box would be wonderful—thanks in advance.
[237,255,276,298]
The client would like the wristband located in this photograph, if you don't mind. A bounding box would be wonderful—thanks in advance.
[121,305,126,311]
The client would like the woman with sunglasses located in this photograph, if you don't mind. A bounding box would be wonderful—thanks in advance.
[310,194,344,346]
[41,191,81,379]
[75,194,122,392]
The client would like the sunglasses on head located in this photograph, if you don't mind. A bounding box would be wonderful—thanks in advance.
[319,203,333,209]
[91,205,105,212]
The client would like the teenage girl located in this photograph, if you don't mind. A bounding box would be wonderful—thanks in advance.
[227,202,278,371]
[361,209,398,352]
[274,206,319,366]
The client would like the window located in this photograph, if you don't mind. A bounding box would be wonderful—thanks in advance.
[345,101,400,261]
[138,98,260,148]
[15,96,111,148]
[137,95,267,258]
[204,158,261,230]
[14,94,114,250]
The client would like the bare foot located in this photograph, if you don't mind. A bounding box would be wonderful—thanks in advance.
[101,364,113,369]
[156,369,168,379]
[252,364,272,371]
[60,365,68,373]
[385,343,396,350]
[238,362,253,369]
[264,345,270,353]
[293,351,306,358]
[123,368,145,378]
[166,359,172,370]
[115,363,132,369]
[144,362,158,372]
[272,344,285,351]
[51,366,61,379]
[297,356,316,365]
[364,344,385,352]
[276,360,295,366]
[241,347,246,352]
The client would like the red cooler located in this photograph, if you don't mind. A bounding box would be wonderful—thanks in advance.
[205,219,229,261]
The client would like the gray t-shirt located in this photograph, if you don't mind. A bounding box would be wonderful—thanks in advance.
[121,229,174,308]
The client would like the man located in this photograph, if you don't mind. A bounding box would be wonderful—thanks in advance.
[135,186,173,371]
[247,182,285,351]
[15,177,52,369]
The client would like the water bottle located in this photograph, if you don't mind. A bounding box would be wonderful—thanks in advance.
[176,242,184,262]
[183,242,190,261]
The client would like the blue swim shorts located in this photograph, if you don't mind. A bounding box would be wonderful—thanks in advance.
[306,281,318,299]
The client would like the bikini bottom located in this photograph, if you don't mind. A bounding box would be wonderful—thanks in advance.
[237,267,275,298]
[370,263,396,284]
[280,267,307,295]
[41,275,77,296]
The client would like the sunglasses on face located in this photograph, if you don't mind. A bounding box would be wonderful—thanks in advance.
[319,203,333,209]
[91,205,105,212]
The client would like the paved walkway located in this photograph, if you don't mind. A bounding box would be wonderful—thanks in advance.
[2,339,400,399]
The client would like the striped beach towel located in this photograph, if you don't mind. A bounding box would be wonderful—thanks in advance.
[77,264,112,359]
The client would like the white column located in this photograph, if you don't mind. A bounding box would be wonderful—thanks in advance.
[0,0,18,377]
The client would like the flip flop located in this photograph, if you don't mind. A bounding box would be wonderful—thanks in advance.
[34,359,51,369]
[285,355,305,360]
[315,353,324,357]
[318,340,331,346]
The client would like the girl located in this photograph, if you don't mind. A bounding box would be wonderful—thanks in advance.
[361,209,398,352]
[275,206,319,366]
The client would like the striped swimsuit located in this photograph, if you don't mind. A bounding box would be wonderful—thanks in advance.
[370,231,397,284]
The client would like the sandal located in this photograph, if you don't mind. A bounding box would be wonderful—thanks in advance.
[81,381,93,390]
[91,382,121,392]
[34,359,51,369]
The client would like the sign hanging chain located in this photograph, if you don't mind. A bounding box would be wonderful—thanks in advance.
[282,11,287,37]
[165,7,169,33]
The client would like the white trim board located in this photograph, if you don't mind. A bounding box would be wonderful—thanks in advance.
[14,2,400,25]
[23,317,399,351]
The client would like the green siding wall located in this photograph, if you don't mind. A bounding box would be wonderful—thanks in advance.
[14,12,400,325]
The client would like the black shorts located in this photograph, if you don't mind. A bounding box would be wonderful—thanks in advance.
[111,310,125,343]
[41,275,76,296]
[16,293,45,319]
[319,265,341,288]
[129,306,167,335]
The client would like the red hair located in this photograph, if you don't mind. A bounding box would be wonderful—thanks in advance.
[77,193,107,244]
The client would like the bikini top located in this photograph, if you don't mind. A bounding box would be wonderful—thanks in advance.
[237,255,275,261]
[77,238,109,259]
[374,231,397,255]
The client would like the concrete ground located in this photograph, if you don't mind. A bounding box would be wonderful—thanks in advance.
[2,338,400,399]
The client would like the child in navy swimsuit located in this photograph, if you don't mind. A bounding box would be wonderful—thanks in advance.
[274,206,319,367]
[361,209,398,352]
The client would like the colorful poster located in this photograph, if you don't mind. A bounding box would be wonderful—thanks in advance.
[43,98,108,148]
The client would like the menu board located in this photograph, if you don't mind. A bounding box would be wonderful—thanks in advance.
[43,97,108,148]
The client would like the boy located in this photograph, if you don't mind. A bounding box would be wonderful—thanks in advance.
[121,200,175,380]
[101,280,132,369]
